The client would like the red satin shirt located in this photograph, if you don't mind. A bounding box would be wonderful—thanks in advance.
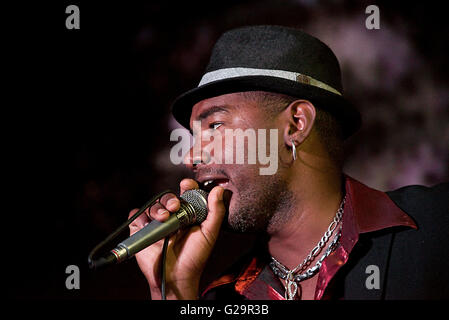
[201,176,417,300]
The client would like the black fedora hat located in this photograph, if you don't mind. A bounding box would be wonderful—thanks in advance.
[171,25,361,139]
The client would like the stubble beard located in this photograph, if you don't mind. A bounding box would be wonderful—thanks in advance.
[227,171,295,234]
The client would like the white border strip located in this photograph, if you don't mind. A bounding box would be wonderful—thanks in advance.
[198,67,342,96]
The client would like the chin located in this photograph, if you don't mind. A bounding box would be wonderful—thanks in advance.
[223,194,244,231]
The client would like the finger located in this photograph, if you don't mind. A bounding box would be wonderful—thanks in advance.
[159,193,181,213]
[200,186,226,246]
[149,202,171,222]
[128,208,150,236]
[180,178,199,195]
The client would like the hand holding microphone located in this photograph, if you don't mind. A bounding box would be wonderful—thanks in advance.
[128,179,226,300]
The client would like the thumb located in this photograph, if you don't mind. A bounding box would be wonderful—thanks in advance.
[200,186,226,245]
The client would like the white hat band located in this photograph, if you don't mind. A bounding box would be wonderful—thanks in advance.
[198,67,342,96]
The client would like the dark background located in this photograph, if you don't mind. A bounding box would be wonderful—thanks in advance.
[10,0,448,299]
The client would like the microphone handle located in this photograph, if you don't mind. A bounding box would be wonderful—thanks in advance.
[112,215,181,263]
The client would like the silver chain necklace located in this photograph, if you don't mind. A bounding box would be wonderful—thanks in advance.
[269,196,345,300]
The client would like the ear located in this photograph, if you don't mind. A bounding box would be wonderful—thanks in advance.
[282,100,316,147]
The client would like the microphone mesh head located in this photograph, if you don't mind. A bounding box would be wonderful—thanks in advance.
[180,189,209,224]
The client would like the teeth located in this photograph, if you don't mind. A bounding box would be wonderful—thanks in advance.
[204,180,214,187]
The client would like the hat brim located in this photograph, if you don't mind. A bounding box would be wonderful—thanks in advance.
[171,76,361,139]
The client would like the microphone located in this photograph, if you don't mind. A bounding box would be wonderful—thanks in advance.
[91,189,209,269]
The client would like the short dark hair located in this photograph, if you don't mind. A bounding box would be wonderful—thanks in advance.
[238,91,344,168]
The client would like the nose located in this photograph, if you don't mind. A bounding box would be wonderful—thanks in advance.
[184,147,210,170]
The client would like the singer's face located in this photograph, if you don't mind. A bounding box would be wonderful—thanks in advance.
[187,93,295,233]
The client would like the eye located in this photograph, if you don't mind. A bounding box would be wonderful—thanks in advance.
[209,122,223,130]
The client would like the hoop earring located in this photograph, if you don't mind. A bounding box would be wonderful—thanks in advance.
[291,139,297,161]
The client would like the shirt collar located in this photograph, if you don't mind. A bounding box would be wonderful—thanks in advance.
[345,175,417,233]
[338,175,417,256]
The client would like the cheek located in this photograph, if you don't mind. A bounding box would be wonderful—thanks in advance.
[228,164,265,194]
[206,130,259,165]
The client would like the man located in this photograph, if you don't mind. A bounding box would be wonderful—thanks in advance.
[128,25,448,300]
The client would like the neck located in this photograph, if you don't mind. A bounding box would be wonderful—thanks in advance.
[267,160,343,270]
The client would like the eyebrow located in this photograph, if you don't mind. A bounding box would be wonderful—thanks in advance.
[196,105,231,121]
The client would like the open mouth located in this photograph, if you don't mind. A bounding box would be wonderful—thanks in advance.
[201,178,230,192]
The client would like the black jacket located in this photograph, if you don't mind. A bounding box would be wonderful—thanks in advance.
[340,182,449,299]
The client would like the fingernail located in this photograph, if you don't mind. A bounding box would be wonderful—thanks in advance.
[158,209,169,215]
[217,187,224,201]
